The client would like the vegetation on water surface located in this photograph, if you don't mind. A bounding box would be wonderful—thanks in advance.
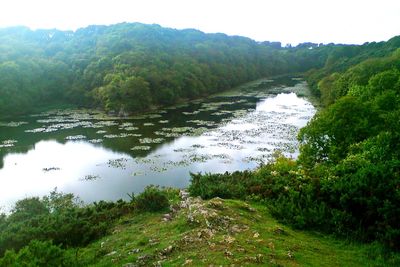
[0,22,400,265]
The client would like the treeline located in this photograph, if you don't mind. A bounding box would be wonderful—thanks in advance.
[0,22,377,116]
[189,42,400,254]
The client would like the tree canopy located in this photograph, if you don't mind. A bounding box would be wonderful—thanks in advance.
[2,22,386,116]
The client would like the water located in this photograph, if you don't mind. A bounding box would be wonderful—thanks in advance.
[0,78,315,210]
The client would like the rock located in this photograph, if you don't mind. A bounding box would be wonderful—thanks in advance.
[180,235,196,245]
[224,250,233,257]
[106,251,117,256]
[179,190,190,200]
[182,259,193,266]
[253,232,260,238]
[256,254,264,263]
[137,254,152,263]
[162,213,172,221]
[224,235,236,244]
[128,248,140,254]
[246,254,264,263]
[161,245,174,255]
[241,203,256,212]
[149,239,160,246]
[287,250,294,259]
[230,224,249,233]
[207,198,224,210]
[170,203,181,213]
[273,227,285,235]
[197,228,214,239]
[230,224,241,233]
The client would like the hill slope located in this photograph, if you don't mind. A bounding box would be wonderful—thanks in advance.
[76,194,392,266]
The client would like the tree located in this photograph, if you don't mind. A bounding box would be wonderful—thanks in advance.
[298,96,379,167]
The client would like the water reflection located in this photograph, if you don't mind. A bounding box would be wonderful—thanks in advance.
[0,78,315,210]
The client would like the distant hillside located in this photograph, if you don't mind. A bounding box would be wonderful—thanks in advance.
[1,22,398,116]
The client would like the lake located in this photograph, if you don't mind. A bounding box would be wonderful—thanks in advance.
[0,77,316,211]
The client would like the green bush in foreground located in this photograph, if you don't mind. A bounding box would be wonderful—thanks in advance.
[189,150,400,250]
[189,156,329,229]
[0,240,74,267]
[135,185,170,212]
[0,190,133,257]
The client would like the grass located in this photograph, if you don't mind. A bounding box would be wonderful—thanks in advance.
[71,196,396,266]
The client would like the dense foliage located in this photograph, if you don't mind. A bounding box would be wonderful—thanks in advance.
[189,156,327,230]
[0,187,173,266]
[0,190,132,257]
[189,47,400,250]
[134,185,170,212]
[0,23,366,116]
[0,240,74,267]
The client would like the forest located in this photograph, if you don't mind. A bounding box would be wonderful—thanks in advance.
[0,22,399,265]
[0,22,385,116]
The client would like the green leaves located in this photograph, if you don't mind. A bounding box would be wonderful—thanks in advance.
[134,185,169,212]
[0,191,133,257]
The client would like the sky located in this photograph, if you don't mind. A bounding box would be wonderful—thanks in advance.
[0,0,399,45]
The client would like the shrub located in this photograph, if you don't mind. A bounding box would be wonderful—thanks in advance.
[0,240,74,267]
[0,190,133,256]
[135,185,169,212]
[189,171,252,200]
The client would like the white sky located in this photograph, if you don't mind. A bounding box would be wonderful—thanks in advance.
[0,0,399,45]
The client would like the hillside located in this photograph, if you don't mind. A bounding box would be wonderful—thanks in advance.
[1,189,397,266]
[77,194,396,266]
[1,23,398,116]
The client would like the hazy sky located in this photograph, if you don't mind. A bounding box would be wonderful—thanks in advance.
[0,0,399,45]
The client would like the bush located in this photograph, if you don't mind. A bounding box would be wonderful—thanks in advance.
[189,171,252,200]
[0,240,74,267]
[135,186,169,212]
[321,133,400,248]
[0,190,133,256]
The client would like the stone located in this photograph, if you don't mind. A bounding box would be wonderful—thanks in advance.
[162,213,172,221]
[224,235,236,244]
[207,198,224,210]
[273,227,285,235]
[105,251,117,256]
[241,203,256,212]
[180,190,190,200]
[128,248,140,254]
[183,259,193,266]
[224,250,233,257]
[161,245,174,255]
[287,250,294,259]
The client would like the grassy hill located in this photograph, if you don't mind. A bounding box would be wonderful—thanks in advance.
[74,192,395,266]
